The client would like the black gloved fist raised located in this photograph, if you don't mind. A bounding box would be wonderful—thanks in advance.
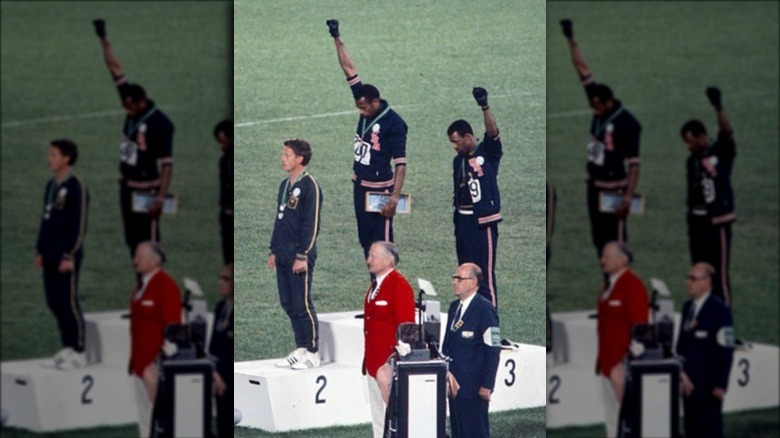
[706,86,722,108]
[560,19,573,38]
[93,19,106,38]
[472,87,488,107]
[326,19,340,38]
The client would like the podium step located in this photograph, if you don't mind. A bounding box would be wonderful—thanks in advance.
[1,308,215,433]
[0,359,136,432]
[546,362,604,428]
[237,310,547,432]
[547,310,780,428]
[234,359,371,432]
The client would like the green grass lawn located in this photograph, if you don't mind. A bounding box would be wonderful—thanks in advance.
[546,1,779,436]
[234,0,546,436]
[1,1,230,436]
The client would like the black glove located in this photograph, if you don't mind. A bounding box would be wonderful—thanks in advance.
[326,19,339,38]
[472,87,488,107]
[560,19,573,39]
[706,86,722,108]
[93,19,106,38]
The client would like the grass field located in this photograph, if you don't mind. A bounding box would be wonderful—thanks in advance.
[546,1,779,436]
[234,0,546,436]
[1,1,230,436]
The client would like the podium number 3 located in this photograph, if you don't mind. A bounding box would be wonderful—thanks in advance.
[737,358,750,387]
[315,375,327,404]
[504,359,516,386]
[81,375,94,404]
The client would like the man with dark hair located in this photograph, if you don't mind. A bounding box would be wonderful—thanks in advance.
[560,19,642,259]
[681,87,736,306]
[214,119,234,264]
[443,262,501,438]
[35,139,89,370]
[93,19,175,257]
[326,19,408,260]
[268,139,323,370]
[447,87,503,307]
[676,262,734,438]
[596,241,648,438]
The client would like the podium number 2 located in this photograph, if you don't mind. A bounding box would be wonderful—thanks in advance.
[81,375,94,404]
[548,375,561,404]
[315,375,327,404]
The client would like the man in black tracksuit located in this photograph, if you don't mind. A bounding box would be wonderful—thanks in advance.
[94,19,174,257]
[681,87,736,306]
[561,19,642,259]
[267,139,324,370]
[35,139,89,369]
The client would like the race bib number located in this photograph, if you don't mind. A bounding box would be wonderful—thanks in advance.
[702,177,716,203]
[587,138,605,166]
[120,138,138,166]
[354,135,371,166]
[468,176,482,203]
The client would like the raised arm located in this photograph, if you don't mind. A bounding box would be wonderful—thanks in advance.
[327,19,358,78]
[473,87,498,138]
[706,87,733,137]
[93,20,125,81]
[560,19,594,84]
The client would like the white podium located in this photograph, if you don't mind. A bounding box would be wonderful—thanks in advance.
[234,359,371,432]
[0,308,214,433]
[547,309,780,429]
[235,310,546,433]
[0,359,136,431]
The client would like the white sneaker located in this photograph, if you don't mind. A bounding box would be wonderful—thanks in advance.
[57,350,87,371]
[275,348,307,368]
[52,347,74,369]
[291,351,321,370]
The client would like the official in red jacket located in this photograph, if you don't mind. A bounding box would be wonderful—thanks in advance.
[596,241,648,438]
[362,241,415,438]
[129,241,182,438]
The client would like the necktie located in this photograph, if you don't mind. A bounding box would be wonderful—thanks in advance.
[450,303,463,331]
[685,303,696,330]
[368,278,378,301]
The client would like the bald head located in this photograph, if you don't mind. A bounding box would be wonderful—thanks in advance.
[133,241,165,275]
[366,241,399,276]
[452,263,482,299]
[600,241,632,275]
[686,262,714,298]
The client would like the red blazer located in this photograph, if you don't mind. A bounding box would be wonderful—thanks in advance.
[129,269,182,376]
[362,269,415,377]
[596,269,648,376]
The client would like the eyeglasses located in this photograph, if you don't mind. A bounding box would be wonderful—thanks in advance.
[219,275,233,281]
[451,275,474,282]
[685,275,707,282]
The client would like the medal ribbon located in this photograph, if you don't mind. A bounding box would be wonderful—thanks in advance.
[359,105,392,139]
[593,105,625,138]
[279,171,308,208]
[124,105,158,137]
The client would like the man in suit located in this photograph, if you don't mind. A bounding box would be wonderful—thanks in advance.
[676,262,734,438]
[129,241,182,438]
[362,241,415,438]
[596,241,648,438]
[442,263,501,438]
